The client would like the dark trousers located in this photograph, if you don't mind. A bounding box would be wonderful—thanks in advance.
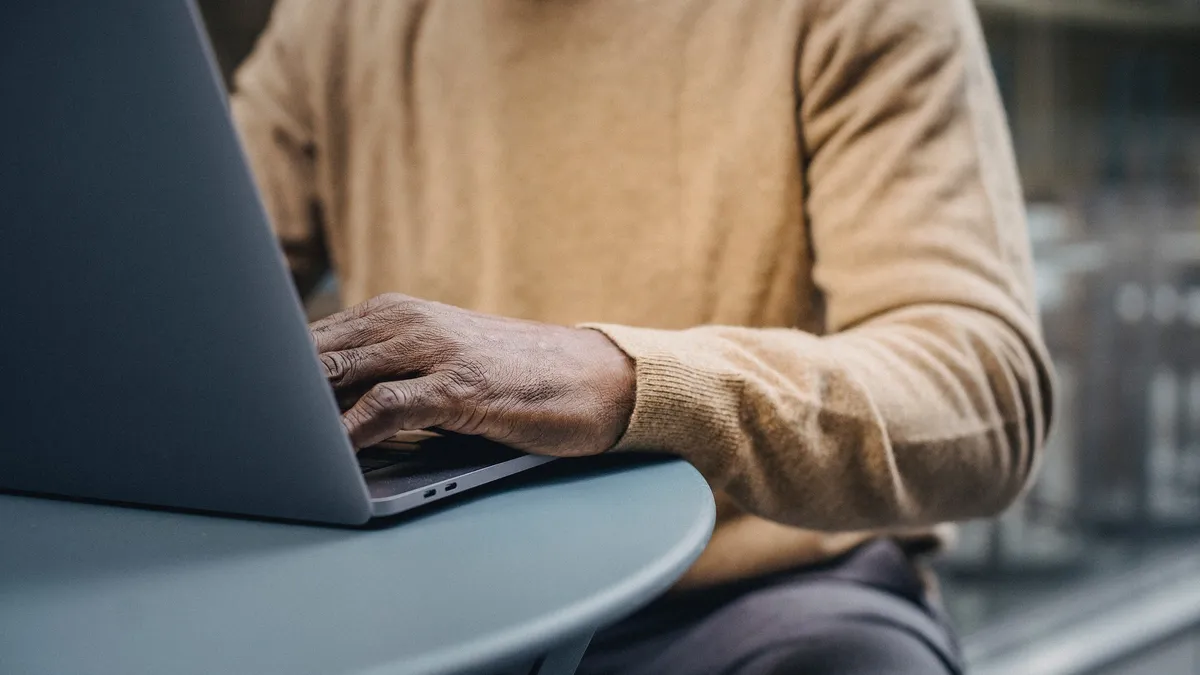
[577,539,963,675]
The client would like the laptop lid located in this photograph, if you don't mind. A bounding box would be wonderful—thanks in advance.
[0,1,372,523]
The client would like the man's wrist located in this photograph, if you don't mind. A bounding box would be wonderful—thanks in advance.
[573,324,741,477]
[577,326,636,450]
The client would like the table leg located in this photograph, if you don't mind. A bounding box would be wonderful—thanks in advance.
[526,631,593,675]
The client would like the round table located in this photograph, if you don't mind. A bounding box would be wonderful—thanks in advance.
[0,457,714,675]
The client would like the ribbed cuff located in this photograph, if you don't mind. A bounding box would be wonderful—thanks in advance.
[580,323,742,479]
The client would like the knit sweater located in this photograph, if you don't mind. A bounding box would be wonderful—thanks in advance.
[231,0,1054,588]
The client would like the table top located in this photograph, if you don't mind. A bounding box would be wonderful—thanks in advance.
[0,456,714,675]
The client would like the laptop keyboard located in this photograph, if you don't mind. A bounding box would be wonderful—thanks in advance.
[355,435,527,476]
[356,445,425,475]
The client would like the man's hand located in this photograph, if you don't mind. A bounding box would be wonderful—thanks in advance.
[310,293,636,456]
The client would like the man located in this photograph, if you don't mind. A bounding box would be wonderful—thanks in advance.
[232,1,1054,672]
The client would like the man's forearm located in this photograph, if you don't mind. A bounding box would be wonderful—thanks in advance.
[584,306,1053,532]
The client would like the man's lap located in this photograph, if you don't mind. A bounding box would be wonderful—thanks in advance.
[577,539,962,675]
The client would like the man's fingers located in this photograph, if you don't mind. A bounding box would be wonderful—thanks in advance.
[342,374,460,448]
[320,343,401,388]
[320,339,445,388]
[310,314,394,353]
[308,294,401,334]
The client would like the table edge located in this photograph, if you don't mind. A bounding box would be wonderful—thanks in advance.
[357,460,716,675]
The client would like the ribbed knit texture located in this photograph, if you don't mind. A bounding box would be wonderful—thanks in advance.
[232,0,1054,588]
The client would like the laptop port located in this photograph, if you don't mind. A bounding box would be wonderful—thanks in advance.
[423,489,436,498]
[445,482,458,491]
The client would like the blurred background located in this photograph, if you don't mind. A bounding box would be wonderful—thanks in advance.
[198,1,1200,672]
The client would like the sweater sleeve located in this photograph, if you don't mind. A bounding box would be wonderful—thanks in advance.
[584,0,1054,531]
[229,0,328,284]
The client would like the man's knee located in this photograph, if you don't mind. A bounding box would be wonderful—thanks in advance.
[745,619,958,675]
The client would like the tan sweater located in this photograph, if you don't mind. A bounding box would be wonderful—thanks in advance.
[231,0,1054,588]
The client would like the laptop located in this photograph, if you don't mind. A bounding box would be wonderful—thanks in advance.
[0,0,555,524]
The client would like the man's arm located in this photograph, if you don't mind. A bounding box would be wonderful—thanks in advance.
[306,0,1054,533]
[229,0,329,299]
[585,0,1054,529]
